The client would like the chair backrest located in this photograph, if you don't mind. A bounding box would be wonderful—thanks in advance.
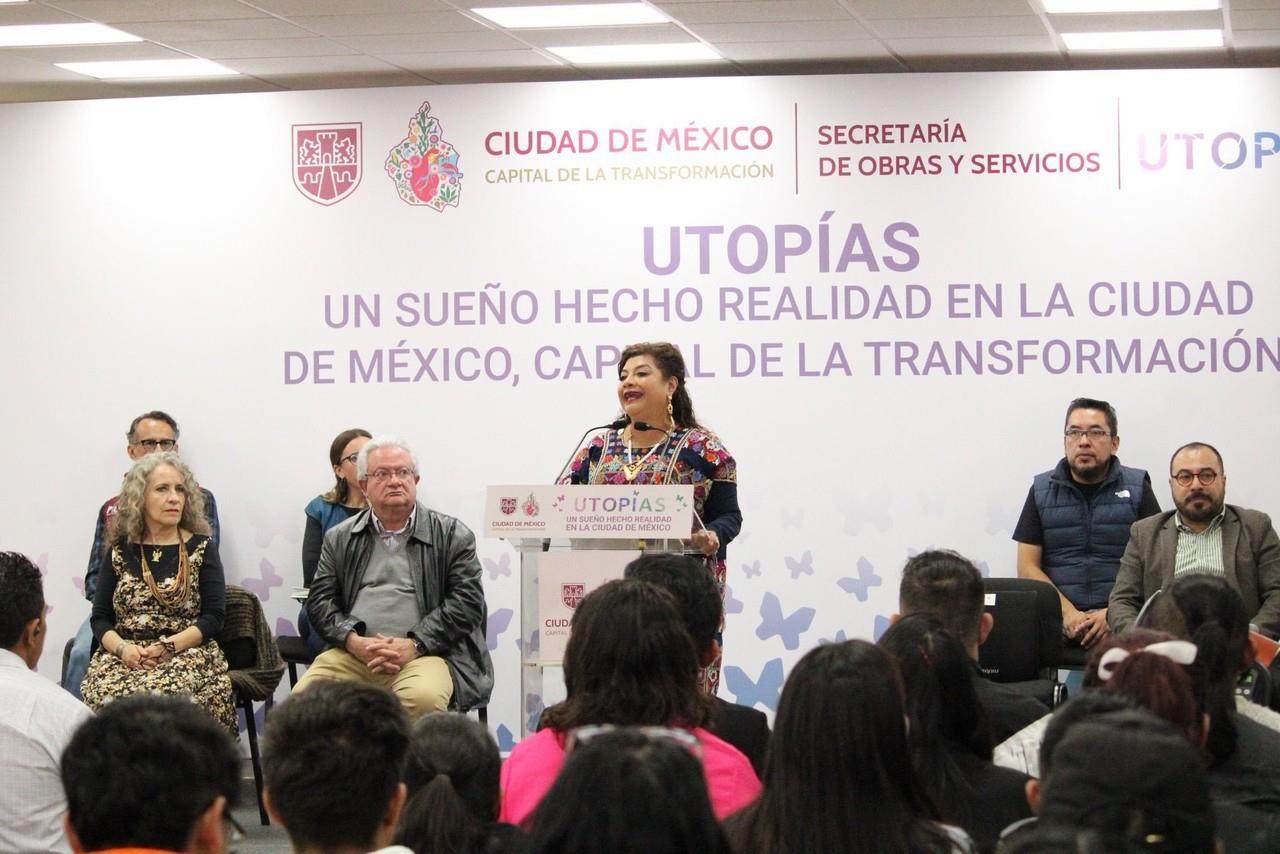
[216,584,285,700]
[979,578,1064,682]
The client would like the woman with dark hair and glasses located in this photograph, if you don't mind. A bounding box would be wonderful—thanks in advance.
[499,580,760,826]
[560,342,740,694]
[879,615,1032,852]
[522,727,731,854]
[724,640,974,854]
[298,428,371,653]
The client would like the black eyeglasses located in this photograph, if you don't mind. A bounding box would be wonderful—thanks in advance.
[340,452,360,465]
[133,438,177,450]
[1172,469,1218,487]
[1064,428,1110,441]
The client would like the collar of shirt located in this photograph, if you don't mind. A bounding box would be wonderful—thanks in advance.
[372,506,416,538]
[1176,506,1226,535]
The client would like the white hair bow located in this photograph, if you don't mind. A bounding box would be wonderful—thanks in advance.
[1096,640,1198,681]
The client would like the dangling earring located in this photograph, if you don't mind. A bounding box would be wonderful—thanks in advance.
[667,394,675,430]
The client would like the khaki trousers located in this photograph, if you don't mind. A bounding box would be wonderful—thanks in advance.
[294,648,453,719]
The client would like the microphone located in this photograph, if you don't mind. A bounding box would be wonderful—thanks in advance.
[554,418,628,484]
[632,421,673,435]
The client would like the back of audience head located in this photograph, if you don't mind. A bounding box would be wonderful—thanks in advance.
[623,552,722,664]
[736,639,956,854]
[1090,635,1207,756]
[879,614,991,826]
[1147,575,1252,765]
[263,681,410,853]
[60,694,240,854]
[394,713,503,854]
[898,549,988,653]
[541,578,710,731]
[523,728,729,854]
[0,551,45,664]
[1036,710,1216,854]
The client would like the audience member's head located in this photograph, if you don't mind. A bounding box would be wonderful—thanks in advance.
[263,681,410,853]
[125,410,181,460]
[60,694,240,854]
[108,451,211,544]
[879,614,992,824]
[624,552,723,664]
[1148,574,1252,765]
[523,727,730,854]
[0,551,46,666]
[1037,692,1139,787]
[394,713,508,854]
[1037,710,1216,853]
[897,549,989,656]
[541,579,710,731]
[731,640,956,854]
[1093,636,1207,754]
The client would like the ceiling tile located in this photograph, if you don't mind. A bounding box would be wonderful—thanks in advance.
[424,66,585,84]
[851,0,1034,17]
[868,16,1048,38]
[14,41,191,62]
[1232,10,1280,28]
[0,5,87,25]
[288,11,486,37]
[335,29,525,53]
[173,37,359,59]
[517,24,694,47]
[888,34,1060,55]
[719,39,895,60]
[380,49,562,70]
[250,0,449,13]
[223,53,422,77]
[1047,11,1223,32]
[655,1,852,25]
[1233,28,1280,46]
[123,17,315,42]
[691,19,873,42]
[43,1,266,23]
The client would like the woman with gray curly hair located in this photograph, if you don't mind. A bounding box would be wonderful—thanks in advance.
[81,452,235,732]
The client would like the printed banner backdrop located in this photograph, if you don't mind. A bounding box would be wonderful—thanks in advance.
[3,69,1279,748]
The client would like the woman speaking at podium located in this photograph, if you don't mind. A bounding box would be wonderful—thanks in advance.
[561,341,741,694]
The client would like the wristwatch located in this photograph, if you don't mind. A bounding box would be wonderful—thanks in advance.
[410,635,427,657]
[159,636,178,657]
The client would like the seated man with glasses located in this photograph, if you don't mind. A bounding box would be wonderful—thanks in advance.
[1013,398,1161,649]
[63,410,221,698]
[297,435,492,718]
[1110,441,1280,637]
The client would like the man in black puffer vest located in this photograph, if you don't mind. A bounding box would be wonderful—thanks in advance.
[1013,398,1161,650]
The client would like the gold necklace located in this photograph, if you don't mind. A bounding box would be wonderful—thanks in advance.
[139,531,191,608]
[622,428,668,482]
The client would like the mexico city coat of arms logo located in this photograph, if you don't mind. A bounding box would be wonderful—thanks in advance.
[562,583,586,609]
[386,101,462,211]
[293,123,362,206]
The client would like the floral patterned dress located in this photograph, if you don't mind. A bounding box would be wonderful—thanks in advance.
[564,426,741,694]
[82,536,236,733]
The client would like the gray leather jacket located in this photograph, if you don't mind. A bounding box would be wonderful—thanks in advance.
[306,502,493,711]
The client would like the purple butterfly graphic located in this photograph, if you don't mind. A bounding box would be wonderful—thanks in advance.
[515,628,539,657]
[977,560,991,578]
[837,557,882,602]
[484,553,512,581]
[741,560,762,579]
[525,692,545,736]
[820,628,849,644]
[724,658,785,711]
[723,584,745,616]
[487,608,514,652]
[241,558,283,601]
[785,551,814,579]
[495,724,517,753]
[873,614,891,641]
[756,593,815,650]
[275,617,299,638]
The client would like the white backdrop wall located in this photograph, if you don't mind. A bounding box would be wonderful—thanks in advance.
[3,68,1279,745]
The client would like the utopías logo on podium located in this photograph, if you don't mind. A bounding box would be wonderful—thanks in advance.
[385,101,462,210]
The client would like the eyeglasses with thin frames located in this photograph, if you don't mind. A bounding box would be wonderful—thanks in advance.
[1172,469,1218,487]
[1064,428,1110,441]
[367,468,416,482]
[132,438,177,450]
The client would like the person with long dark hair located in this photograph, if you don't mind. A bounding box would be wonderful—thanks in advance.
[561,342,740,694]
[880,615,1032,852]
[394,713,520,854]
[724,640,973,853]
[522,728,731,854]
[299,428,372,653]
[499,580,759,826]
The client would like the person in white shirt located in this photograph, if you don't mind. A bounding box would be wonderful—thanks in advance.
[0,550,93,854]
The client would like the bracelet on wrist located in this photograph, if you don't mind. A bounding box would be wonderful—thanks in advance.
[159,636,178,657]
[114,639,128,658]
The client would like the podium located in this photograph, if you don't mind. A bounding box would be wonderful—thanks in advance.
[483,484,696,736]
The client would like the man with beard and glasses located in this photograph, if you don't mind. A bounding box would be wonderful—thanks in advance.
[1014,398,1161,650]
[1110,442,1280,636]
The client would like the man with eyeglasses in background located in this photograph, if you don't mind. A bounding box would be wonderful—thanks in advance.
[1013,398,1161,649]
[297,435,492,718]
[1110,442,1280,637]
[62,410,221,697]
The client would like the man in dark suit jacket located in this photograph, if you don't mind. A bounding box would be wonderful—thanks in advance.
[1110,441,1280,637]
[625,552,770,774]
[896,549,1049,743]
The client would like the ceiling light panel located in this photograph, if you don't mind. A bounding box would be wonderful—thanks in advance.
[1060,28,1224,49]
[0,23,142,47]
[55,59,240,79]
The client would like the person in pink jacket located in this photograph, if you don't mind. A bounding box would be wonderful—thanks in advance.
[499,579,760,826]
